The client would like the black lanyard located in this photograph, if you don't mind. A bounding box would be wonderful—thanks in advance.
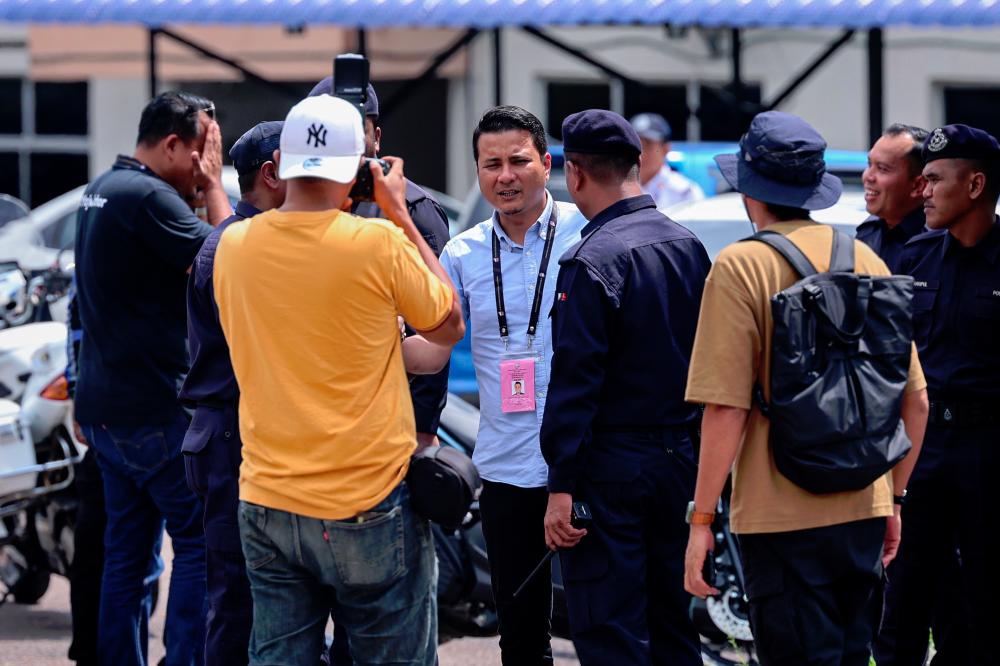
[491,206,558,347]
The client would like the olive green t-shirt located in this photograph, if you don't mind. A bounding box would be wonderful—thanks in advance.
[685,220,926,534]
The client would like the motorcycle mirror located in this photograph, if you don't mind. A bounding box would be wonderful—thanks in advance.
[56,246,75,276]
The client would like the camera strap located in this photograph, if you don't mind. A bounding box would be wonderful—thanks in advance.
[491,204,558,349]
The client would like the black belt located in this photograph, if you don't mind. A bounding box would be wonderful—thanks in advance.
[928,400,999,427]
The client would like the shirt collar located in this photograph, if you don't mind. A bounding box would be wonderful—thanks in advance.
[943,216,1000,264]
[886,207,926,240]
[491,190,554,248]
[114,154,152,174]
[582,194,656,237]
[234,200,262,220]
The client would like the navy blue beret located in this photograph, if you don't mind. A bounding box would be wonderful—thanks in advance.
[562,109,642,157]
[922,124,1000,164]
[229,120,283,176]
[308,77,379,119]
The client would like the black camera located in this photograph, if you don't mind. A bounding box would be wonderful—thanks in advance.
[351,157,391,203]
[333,53,369,120]
[331,54,388,203]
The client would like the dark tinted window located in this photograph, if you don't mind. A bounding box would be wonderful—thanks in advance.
[547,82,610,140]
[624,83,689,140]
[944,87,1000,141]
[0,79,22,135]
[35,82,88,135]
[0,153,19,200]
[697,83,761,141]
[29,153,88,207]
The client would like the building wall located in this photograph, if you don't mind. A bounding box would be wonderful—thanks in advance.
[447,25,1000,196]
[6,22,1000,204]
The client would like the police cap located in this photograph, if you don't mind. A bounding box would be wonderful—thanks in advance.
[308,77,379,119]
[922,124,1000,164]
[630,113,672,143]
[562,109,642,157]
[229,120,283,176]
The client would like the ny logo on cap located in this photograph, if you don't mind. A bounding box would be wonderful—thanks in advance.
[928,128,948,152]
[307,123,328,148]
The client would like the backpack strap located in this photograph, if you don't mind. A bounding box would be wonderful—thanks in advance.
[829,230,855,273]
[745,231,818,278]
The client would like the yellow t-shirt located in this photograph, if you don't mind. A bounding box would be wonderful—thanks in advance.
[685,221,926,534]
[214,208,453,520]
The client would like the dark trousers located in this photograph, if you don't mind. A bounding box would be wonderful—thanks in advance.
[738,518,884,666]
[68,447,106,666]
[182,406,252,666]
[479,480,553,666]
[875,424,998,666]
[559,431,701,666]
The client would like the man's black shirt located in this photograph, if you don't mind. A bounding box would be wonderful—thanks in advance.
[74,155,213,425]
[353,179,451,434]
[898,220,1000,399]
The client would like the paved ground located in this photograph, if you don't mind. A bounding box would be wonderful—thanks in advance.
[0,538,579,665]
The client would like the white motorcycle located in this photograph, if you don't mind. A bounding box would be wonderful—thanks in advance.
[0,261,83,605]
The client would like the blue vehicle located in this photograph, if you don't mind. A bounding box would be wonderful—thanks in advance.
[446,142,869,399]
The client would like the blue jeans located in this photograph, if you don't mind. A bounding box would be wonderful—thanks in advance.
[238,483,437,666]
[82,413,207,666]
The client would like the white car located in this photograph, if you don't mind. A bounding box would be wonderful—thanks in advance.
[0,167,242,273]
[663,191,871,260]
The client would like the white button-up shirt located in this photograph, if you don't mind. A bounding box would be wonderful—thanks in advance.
[441,193,588,487]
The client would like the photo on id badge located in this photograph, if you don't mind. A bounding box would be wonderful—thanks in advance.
[500,353,537,413]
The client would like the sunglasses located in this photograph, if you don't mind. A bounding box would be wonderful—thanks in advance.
[186,103,216,121]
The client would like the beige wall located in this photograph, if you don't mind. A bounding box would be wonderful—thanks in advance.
[8,22,1000,197]
[27,25,468,81]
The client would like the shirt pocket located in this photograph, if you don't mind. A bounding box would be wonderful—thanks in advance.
[958,286,1000,359]
[910,279,939,343]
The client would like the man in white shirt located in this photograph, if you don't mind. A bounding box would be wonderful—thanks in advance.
[631,113,705,210]
[441,106,588,665]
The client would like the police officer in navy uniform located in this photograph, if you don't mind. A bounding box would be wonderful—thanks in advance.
[879,124,1000,666]
[856,124,929,272]
[177,120,285,666]
[540,109,710,666]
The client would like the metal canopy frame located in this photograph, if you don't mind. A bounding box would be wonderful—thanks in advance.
[144,22,884,146]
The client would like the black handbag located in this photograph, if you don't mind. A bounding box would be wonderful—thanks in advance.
[747,230,914,494]
[407,445,481,530]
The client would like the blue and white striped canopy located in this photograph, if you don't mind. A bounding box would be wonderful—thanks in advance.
[1,0,999,28]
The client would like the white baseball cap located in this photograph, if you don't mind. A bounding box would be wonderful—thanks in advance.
[279,94,364,183]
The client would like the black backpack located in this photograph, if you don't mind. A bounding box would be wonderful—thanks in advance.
[747,230,914,494]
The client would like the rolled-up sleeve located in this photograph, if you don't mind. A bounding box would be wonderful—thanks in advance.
[390,232,453,332]
[684,259,760,410]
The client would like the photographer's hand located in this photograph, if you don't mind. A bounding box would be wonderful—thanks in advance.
[370,156,465,347]
[371,156,411,229]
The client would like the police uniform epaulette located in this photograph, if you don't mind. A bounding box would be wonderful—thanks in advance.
[903,228,948,246]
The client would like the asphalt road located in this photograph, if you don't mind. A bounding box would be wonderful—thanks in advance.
[0,538,580,665]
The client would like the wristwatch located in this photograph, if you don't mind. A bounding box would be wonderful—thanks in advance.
[893,489,908,506]
[685,501,715,525]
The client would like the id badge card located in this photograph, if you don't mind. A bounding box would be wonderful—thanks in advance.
[499,352,537,413]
